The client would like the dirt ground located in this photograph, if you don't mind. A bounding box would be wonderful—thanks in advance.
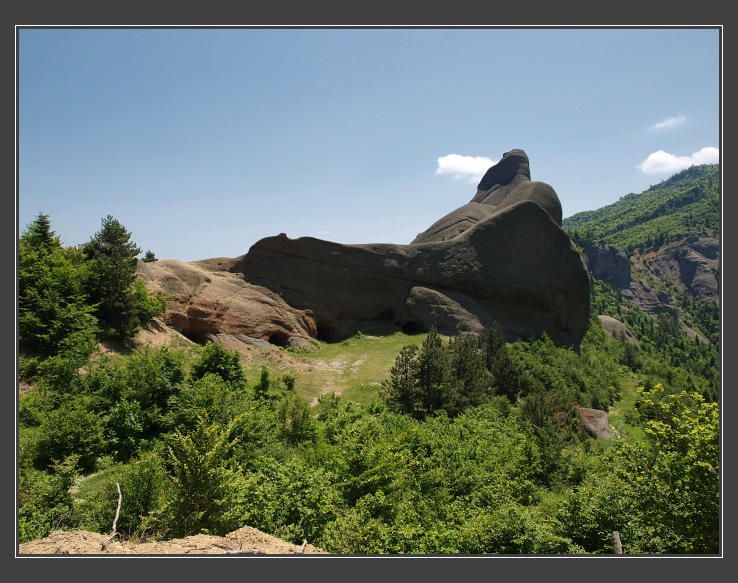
[18,526,327,556]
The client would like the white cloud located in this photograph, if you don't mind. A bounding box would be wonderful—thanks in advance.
[436,154,496,183]
[648,115,687,131]
[637,147,719,174]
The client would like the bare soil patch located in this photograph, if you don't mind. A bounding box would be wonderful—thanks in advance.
[18,527,327,556]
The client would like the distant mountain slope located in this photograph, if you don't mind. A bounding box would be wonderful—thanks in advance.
[563,164,719,254]
[562,164,720,347]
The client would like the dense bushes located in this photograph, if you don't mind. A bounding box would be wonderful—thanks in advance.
[17,326,720,552]
[17,215,720,552]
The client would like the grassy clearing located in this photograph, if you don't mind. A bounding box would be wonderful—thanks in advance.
[245,331,429,406]
[607,371,647,442]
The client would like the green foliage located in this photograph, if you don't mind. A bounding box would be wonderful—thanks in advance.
[104,399,145,462]
[190,341,247,389]
[381,326,500,419]
[119,345,187,438]
[130,277,171,322]
[18,214,98,358]
[590,278,719,402]
[277,394,317,446]
[73,451,170,541]
[141,250,158,262]
[479,324,523,401]
[81,215,143,339]
[223,456,340,545]
[167,373,240,432]
[558,384,719,554]
[564,164,719,253]
[162,414,243,537]
[33,402,106,473]
[18,456,80,543]
[253,365,271,399]
[281,372,296,391]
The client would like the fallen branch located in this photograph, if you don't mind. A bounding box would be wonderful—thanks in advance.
[100,482,122,551]
[296,540,308,554]
[54,539,68,555]
[224,548,266,555]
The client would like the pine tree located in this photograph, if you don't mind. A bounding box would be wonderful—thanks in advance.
[414,326,452,417]
[18,213,98,357]
[82,215,142,339]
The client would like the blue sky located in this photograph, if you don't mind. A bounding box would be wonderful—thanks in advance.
[17,26,721,262]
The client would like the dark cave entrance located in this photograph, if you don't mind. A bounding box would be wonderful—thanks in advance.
[401,321,427,334]
[268,333,290,347]
[316,325,336,342]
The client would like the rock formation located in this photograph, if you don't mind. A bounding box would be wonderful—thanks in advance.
[579,406,611,439]
[584,234,719,315]
[213,149,591,348]
[140,150,590,349]
[598,315,639,347]
[136,259,317,346]
[583,243,632,290]
[413,149,563,243]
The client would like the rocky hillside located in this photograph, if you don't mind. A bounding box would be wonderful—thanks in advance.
[564,164,720,345]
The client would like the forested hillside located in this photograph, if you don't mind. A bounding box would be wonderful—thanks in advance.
[17,169,721,555]
[564,163,720,375]
[563,164,719,253]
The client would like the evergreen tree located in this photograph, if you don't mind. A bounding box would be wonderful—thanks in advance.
[414,326,452,418]
[479,324,521,401]
[82,215,142,339]
[379,344,419,416]
[446,334,492,415]
[18,213,98,357]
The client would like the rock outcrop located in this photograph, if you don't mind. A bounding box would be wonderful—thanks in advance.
[583,243,632,290]
[584,234,719,317]
[136,259,316,346]
[579,406,610,439]
[221,149,590,348]
[598,315,639,347]
[645,235,719,304]
[413,149,563,243]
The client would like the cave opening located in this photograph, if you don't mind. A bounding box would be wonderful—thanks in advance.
[316,326,335,342]
[401,321,427,334]
[179,329,209,346]
[268,333,290,347]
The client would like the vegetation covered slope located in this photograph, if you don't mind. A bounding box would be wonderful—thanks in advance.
[563,164,719,254]
[564,163,720,364]
[17,174,721,555]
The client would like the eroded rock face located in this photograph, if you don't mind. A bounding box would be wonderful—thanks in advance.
[226,150,590,348]
[647,235,719,303]
[584,243,632,289]
[584,234,719,318]
[412,149,563,243]
[136,259,316,346]
[141,150,590,349]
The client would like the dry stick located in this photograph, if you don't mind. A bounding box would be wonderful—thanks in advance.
[297,540,308,554]
[100,482,122,551]
[224,548,266,555]
[612,531,623,555]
